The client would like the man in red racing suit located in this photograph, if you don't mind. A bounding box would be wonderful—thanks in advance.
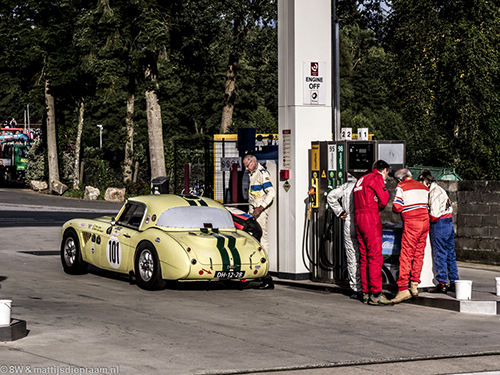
[391,168,429,304]
[353,160,391,306]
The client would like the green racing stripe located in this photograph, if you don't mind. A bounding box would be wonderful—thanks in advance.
[212,233,242,272]
[184,198,198,206]
[213,234,230,270]
[221,234,241,272]
[177,194,208,207]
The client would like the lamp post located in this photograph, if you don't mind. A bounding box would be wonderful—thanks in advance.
[96,125,103,148]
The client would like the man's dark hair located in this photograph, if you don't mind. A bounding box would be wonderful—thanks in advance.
[418,169,436,185]
[372,160,390,172]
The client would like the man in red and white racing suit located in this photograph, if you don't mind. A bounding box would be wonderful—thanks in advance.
[353,160,391,305]
[391,168,430,304]
[243,154,275,289]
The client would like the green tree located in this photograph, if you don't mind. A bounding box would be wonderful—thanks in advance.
[388,0,500,179]
[0,0,94,190]
[167,0,278,136]
[214,0,277,133]
[339,24,403,141]
[76,0,175,180]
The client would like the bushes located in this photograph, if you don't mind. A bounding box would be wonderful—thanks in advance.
[25,138,46,185]
[124,180,151,198]
[60,147,151,199]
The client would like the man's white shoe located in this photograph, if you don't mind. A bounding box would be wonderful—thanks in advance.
[391,289,412,304]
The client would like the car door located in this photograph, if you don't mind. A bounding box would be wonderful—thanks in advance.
[100,202,145,273]
[76,221,109,269]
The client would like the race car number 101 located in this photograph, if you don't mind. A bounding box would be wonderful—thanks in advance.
[107,237,122,269]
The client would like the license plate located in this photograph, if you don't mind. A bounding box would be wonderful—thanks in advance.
[215,271,245,279]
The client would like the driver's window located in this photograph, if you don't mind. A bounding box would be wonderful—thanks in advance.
[117,203,145,228]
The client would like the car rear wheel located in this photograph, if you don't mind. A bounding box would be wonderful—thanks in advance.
[61,229,88,274]
[135,243,166,290]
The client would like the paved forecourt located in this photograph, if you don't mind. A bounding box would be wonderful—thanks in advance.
[0,188,499,375]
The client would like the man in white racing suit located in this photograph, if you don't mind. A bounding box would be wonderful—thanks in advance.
[326,173,362,298]
[243,154,275,289]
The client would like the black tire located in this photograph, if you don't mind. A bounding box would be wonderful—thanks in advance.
[381,265,395,284]
[134,242,166,290]
[61,229,88,275]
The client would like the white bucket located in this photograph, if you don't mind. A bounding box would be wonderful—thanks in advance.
[0,300,12,326]
[495,277,500,296]
[455,280,472,300]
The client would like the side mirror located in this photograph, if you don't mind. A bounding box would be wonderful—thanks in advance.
[110,217,116,226]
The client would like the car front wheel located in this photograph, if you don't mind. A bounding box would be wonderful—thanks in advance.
[135,243,166,290]
[61,229,88,274]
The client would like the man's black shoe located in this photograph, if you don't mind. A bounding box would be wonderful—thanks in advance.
[258,282,275,290]
[448,283,456,293]
[429,283,448,294]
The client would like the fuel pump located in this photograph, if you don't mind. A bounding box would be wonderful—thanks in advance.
[306,139,406,284]
[307,141,347,283]
[348,140,407,177]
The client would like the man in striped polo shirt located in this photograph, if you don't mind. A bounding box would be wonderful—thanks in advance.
[391,168,430,304]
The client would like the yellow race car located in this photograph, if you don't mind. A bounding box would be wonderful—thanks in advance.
[61,194,269,290]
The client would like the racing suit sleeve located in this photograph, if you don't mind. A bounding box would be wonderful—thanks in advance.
[392,184,404,213]
[326,185,345,217]
[261,171,275,209]
[374,176,390,210]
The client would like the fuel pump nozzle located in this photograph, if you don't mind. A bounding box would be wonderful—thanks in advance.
[324,184,333,211]
[307,185,316,220]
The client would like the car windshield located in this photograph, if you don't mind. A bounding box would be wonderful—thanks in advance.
[156,206,235,229]
[116,203,145,228]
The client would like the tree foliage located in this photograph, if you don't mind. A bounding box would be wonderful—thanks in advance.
[388,0,500,179]
[2,0,500,184]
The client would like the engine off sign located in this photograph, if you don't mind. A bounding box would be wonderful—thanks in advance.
[303,62,326,105]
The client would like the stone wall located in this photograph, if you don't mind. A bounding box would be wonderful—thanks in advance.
[379,180,500,265]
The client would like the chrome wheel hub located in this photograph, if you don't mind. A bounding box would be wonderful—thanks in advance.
[64,237,76,266]
[139,250,154,282]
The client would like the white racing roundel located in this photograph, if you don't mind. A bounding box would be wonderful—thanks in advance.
[106,237,122,269]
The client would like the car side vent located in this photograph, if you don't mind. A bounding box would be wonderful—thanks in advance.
[82,232,92,245]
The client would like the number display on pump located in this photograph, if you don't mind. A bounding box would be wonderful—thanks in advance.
[341,128,352,140]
